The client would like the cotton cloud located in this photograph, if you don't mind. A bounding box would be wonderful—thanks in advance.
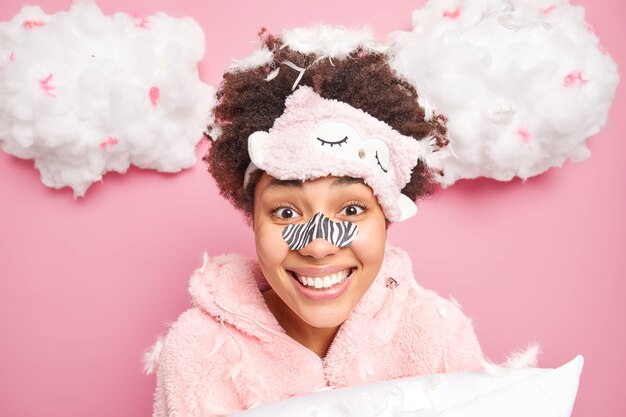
[0,0,214,197]
[389,0,619,187]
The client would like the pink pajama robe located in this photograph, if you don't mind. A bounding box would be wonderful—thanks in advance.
[145,243,485,416]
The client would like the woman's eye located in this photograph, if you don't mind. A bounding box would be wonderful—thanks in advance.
[340,204,365,216]
[273,207,300,219]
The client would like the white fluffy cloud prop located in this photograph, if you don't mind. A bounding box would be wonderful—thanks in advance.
[389,0,619,187]
[0,0,214,197]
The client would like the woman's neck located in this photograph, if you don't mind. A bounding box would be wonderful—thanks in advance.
[261,288,339,359]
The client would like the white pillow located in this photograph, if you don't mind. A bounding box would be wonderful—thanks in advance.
[232,355,584,417]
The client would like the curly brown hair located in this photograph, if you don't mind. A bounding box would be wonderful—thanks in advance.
[202,28,449,227]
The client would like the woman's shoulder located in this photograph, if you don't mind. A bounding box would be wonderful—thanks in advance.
[146,307,245,416]
[189,251,258,281]
[405,288,473,329]
[187,251,268,303]
[148,307,222,371]
[382,244,473,327]
[395,283,485,372]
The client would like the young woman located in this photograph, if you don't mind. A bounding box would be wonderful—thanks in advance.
[145,27,487,417]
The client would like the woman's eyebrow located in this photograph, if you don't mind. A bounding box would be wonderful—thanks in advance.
[329,177,365,189]
[262,178,303,194]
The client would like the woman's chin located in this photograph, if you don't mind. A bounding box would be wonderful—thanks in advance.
[297,308,349,329]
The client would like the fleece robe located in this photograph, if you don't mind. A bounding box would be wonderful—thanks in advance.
[145,243,485,416]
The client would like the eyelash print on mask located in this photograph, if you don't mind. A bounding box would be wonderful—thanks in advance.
[316,135,348,147]
[281,212,359,250]
[375,150,388,173]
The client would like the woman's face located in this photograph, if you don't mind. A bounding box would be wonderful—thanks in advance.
[253,172,387,329]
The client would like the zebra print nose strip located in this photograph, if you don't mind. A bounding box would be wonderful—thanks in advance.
[281,212,359,251]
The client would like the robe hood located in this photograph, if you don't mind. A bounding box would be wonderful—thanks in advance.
[187,242,418,348]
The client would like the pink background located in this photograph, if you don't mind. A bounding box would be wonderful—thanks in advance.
[0,0,623,416]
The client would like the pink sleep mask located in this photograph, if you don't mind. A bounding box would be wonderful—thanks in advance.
[244,86,435,222]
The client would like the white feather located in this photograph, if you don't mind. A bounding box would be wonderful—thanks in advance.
[282,24,387,58]
[264,67,280,81]
[448,295,462,309]
[207,330,228,358]
[228,358,245,382]
[142,333,167,375]
[503,342,541,368]
[228,46,274,72]
[198,251,210,275]
[480,343,541,376]
[417,91,435,121]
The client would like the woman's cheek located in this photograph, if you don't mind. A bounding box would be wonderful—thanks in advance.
[349,220,386,265]
[255,223,290,269]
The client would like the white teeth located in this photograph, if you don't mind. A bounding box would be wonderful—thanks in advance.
[292,268,354,290]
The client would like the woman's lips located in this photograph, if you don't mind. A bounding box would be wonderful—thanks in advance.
[288,268,357,301]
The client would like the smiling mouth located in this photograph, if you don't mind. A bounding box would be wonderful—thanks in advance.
[288,267,356,290]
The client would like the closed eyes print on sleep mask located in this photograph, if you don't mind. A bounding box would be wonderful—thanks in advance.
[282,212,359,251]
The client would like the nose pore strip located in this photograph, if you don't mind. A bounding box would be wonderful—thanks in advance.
[281,212,359,251]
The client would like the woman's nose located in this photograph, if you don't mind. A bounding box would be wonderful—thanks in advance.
[297,237,341,259]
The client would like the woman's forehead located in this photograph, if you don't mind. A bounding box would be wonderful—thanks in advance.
[259,174,368,196]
